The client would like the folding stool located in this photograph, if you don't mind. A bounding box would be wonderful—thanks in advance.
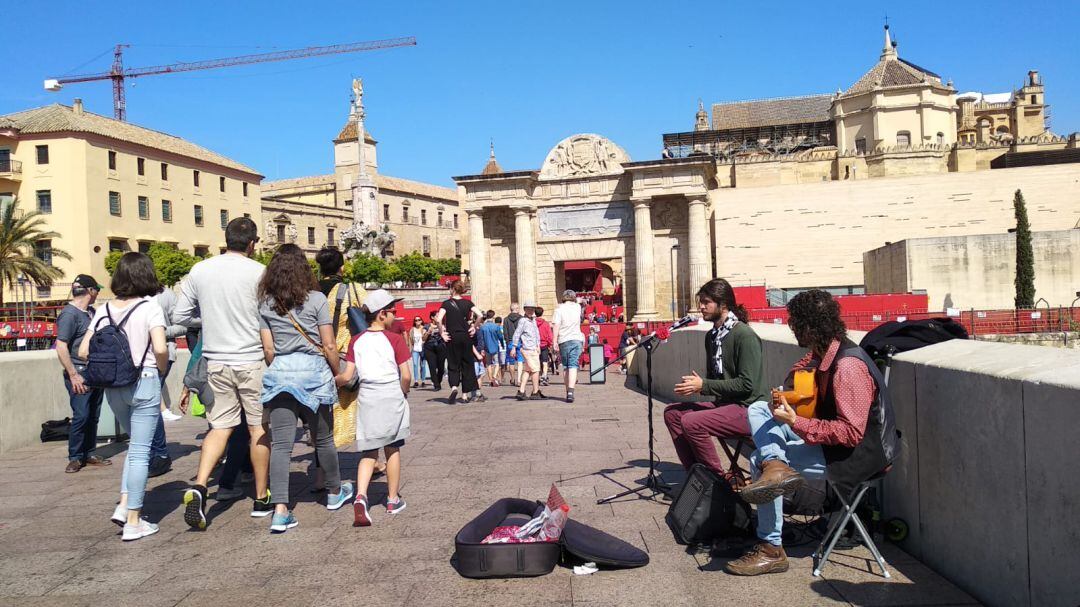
[812,467,892,578]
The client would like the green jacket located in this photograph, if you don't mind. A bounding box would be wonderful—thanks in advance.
[699,322,768,406]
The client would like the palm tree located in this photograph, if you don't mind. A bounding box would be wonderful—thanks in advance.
[0,197,71,305]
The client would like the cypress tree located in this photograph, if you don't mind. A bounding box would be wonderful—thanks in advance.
[1013,189,1035,308]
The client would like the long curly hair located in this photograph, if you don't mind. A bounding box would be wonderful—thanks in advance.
[786,289,846,353]
[258,244,318,316]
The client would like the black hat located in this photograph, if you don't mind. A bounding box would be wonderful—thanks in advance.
[72,274,103,290]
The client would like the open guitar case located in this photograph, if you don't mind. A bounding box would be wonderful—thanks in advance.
[452,497,649,578]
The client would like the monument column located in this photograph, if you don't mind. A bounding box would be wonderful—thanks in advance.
[467,209,488,305]
[687,195,711,298]
[632,198,658,320]
[513,205,537,305]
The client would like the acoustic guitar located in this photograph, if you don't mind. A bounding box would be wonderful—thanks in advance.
[772,368,818,419]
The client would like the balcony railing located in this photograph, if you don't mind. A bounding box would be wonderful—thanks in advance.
[0,159,22,174]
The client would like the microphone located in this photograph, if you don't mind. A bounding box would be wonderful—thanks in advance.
[668,315,695,331]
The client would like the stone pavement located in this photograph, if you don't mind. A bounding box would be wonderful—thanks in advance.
[0,374,980,607]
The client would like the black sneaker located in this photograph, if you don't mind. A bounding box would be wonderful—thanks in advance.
[251,491,273,518]
[516,391,527,401]
[147,456,172,478]
[566,389,575,403]
[183,485,207,530]
[530,392,546,400]
[540,377,550,387]
[448,387,459,404]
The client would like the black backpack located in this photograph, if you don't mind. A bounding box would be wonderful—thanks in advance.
[84,301,151,388]
[859,317,968,361]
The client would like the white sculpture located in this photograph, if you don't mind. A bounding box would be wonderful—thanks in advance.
[340,77,395,259]
[539,134,630,180]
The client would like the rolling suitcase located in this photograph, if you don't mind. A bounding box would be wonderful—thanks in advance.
[666,464,752,545]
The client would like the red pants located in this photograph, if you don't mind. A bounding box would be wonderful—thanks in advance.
[663,402,750,476]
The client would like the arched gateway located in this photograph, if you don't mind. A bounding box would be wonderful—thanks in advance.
[453,134,716,320]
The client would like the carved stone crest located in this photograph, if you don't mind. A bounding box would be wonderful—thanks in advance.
[651,200,688,230]
[539,134,630,180]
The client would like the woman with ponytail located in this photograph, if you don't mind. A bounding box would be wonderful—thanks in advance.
[663,278,768,487]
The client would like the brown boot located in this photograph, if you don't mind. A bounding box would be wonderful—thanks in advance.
[725,542,789,576]
[739,459,805,505]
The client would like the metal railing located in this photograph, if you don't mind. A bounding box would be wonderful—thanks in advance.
[748,306,1080,337]
[0,159,23,174]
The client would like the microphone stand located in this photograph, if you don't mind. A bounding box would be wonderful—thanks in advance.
[591,329,674,504]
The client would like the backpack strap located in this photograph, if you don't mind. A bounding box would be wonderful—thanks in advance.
[332,282,348,336]
[114,300,148,331]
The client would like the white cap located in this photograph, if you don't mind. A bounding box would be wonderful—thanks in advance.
[363,289,403,313]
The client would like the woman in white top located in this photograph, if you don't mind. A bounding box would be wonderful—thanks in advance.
[406,316,428,388]
[79,253,168,541]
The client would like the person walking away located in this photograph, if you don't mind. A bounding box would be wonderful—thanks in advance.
[173,217,271,529]
[478,311,503,387]
[552,289,586,403]
[143,285,184,479]
[55,274,110,473]
[512,303,544,400]
[337,290,412,527]
[495,316,508,382]
[257,245,353,533]
[407,317,428,388]
[435,280,485,403]
[421,311,446,390]
[535,307,553,386]
[78,253,168,540]
[502,304,523,386]
[472,317,487,384]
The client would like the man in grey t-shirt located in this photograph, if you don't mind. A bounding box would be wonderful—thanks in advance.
[55,274,110,473]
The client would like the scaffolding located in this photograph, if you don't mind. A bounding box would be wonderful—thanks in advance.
[662,120,835,159]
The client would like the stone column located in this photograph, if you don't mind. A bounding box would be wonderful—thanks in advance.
[512,205,537,305]
[467,209,487,305]
[687,195,711,299]
[632,198,658,320]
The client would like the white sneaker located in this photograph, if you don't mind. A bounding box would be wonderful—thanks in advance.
[161,410,182,422]
[110,504,127,527]
[122,518,159,541]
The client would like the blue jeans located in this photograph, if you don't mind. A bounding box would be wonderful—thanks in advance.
[106,371,162,510]
[747,401,826,546]
[64,365,105,462]
[149,361,173,460]
[411,350,428,381]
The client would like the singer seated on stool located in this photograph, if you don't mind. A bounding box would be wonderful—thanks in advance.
[664,278,768,488]
[725,289,900,576]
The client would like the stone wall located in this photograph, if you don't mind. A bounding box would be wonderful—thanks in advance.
[636,322,1080,607]
[713,163,1080,290]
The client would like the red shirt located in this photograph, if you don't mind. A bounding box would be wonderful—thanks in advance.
[537,318,553,348]
[790,339,875,448]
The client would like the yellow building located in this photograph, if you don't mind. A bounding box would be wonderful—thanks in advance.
[0,100,262,300]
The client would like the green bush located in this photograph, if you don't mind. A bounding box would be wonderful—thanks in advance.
[346,253,390,284]
[394,252,440,284]
[103,243,197,286]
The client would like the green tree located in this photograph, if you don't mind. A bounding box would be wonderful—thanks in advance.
[147,243,198,286]
[393,252,439,284]
[251,247,319,275]
[1013,189,1035,308]
[0,198,71,305]
[434,257,461,276]
[104,250,123,275]
[346,253,390,284]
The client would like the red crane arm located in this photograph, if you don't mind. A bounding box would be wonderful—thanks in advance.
[52,37,416,84]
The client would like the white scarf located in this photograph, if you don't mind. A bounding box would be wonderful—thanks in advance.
[711,311,740,377]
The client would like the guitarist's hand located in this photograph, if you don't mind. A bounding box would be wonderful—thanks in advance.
[772,394,797,426]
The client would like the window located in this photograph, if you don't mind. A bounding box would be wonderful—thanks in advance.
[109,191,121,216]
[138,241,152,254]
[453,213,459,229]
[34,239,52,264]
[108,150,117,170]
[219,176,226,192]
[438,210,444,226]
[194,204,204,227]
[454,240,462,258]
[36,145,49,165]
[161,163,169,181]
[402,206,409,222]
[896,131,911,147]
[108,239,128,252]
[36,190,51,214]
[194,246,209,258]
[327,228,335,246]
[383,204,390,221]
[308,227,316,245]
[243,212,250,218]
[242,182,248,197]
[219,209,229,229]
[1030,95,1037,104]
[421,209,428,225]
[138,196,149,220]
[137,157,145,176]
[193,170,200,187]
[162,199,173,222]
[936,132,945,146]
[422,235,431,257]
[276,224,285,242]
[855,138,867,154]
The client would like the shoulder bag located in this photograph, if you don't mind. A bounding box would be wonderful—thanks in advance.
[286,311,358,448]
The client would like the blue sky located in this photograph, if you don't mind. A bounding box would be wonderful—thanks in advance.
[3,0,1077,186]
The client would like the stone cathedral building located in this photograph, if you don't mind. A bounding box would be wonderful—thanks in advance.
[457,27,1080,317]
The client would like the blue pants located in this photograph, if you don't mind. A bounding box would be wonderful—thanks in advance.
[64,365,105,462]
[411,350,428,381]
[107,372,162,510]
[747,401,827,546]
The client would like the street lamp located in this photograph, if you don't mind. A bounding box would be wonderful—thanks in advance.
[670,244,681,321]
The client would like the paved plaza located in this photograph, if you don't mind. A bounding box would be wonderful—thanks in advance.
[0,375,979,607]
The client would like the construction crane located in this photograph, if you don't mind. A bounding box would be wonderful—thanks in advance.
[44,37,416,121]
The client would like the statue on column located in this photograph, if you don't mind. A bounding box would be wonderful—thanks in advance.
[340,77,396,259]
